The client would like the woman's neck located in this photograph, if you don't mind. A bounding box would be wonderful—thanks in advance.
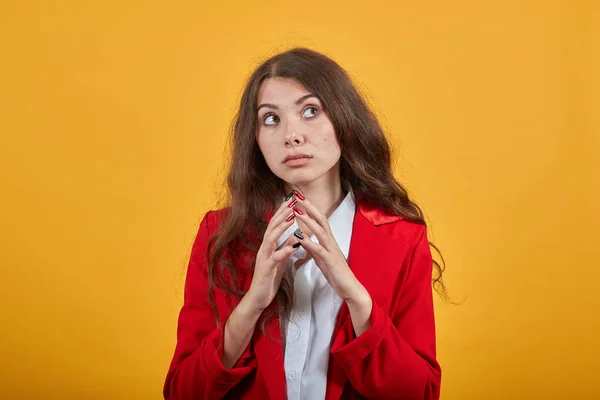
[285,178,345,219]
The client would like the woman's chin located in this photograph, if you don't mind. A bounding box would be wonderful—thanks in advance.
[289,170,324,182]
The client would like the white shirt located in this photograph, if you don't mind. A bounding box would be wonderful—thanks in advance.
[276,189,356,400]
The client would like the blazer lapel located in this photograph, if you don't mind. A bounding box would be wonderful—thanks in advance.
[325,198,402,400]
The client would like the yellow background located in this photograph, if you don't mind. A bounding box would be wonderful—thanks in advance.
[1,1,598,399]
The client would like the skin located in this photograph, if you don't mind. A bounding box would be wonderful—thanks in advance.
[221,77,373,369]
[255,76,343,218]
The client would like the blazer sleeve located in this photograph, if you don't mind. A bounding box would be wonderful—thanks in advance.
[330,225,441,400]
[163,211,257,400]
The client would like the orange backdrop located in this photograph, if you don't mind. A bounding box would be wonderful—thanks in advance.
[1,1,598,398]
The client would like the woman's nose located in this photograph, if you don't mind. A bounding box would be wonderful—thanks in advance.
[284,121,304,146]
[285,133,303,146]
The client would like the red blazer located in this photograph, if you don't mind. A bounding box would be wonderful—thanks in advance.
[164,198,441,399]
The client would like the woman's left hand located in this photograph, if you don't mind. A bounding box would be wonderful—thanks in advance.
[291,194,368,303]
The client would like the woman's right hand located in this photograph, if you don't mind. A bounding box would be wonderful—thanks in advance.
[245,194,300,311]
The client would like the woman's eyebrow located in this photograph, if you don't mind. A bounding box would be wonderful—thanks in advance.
[257,93,318,112]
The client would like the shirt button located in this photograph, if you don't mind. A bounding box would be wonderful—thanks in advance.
[288,371,296,379]
[297,312,305,321]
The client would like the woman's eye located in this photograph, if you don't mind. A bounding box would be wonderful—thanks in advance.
[302,106,319,118]
[264,114,279,126]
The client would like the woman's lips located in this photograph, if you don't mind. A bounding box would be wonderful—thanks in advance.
[284,157,311,167]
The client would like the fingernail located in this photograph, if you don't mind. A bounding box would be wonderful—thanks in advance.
[284,191,294,201]
[287,199,298,208]
[285,212,295,222]
[294,191,305,200]
[293,207,304,215]
[294,232,304,240]
[294,228,302,235]
[292,242,302,249]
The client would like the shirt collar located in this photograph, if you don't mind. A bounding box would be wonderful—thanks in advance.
[327,189,356,260]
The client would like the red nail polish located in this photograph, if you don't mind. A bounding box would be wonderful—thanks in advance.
[293,207,304,215]
[288,199,298,208]
[285,212,295,222]
[294,191,305,200]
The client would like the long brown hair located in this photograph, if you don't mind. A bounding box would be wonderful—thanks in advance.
[206,47,448,334]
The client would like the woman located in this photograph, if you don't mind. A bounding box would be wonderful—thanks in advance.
[164,47,446,400]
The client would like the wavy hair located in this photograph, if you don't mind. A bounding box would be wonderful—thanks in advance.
[206,47,448,335]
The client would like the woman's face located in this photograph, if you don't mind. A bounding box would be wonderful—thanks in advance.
[255,77,341,189]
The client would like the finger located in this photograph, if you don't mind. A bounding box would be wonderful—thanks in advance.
[274,225,298,252]
[293,233,325,260]
[273,238,302,263]
[265,211,296,253]
[293,195,331,234]
[264,193,297,237]
[293,210,331,250]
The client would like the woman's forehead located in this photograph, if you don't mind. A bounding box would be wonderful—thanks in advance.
[257,77,311,104]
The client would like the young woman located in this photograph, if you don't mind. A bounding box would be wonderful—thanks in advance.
[164,47,446,400]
